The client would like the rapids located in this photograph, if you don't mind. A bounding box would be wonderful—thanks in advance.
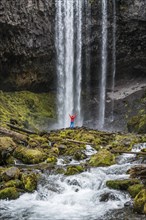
[0,143,146,220]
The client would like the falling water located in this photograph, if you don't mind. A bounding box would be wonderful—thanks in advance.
[55,0,65,128]
[99,0,108,129]
[84,0,91,120]
[55,0,83,128]
[110,0,116,122]
[74,0,83,127]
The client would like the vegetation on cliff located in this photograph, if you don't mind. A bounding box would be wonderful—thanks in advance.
[0,91,56,131]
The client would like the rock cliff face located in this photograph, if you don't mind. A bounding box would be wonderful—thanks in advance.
[82,0,146,129]
[0,0,145,91]
[86,0,146,81]
[0,0,55,91]
[0,0,146,130]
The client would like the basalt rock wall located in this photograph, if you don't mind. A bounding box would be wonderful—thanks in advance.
[84,0,146,88]
[0,0,146,94]
[0,0,55,92]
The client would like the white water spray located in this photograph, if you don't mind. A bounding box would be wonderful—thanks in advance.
[55,0,83,128]
[99,0,108,129]
[2,143,146,220]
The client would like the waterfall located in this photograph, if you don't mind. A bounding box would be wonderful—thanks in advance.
[84,0,91,121]
[55,0,83,128]
[74,0,83,127]
[98,0,108,129]
[110,0,116,122]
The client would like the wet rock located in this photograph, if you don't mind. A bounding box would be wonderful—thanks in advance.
[21,172,38,192]
[1,167,20,181]
[128,184,144,198]
[106,179,140,190]
[99,192,120,202]
[14,146,47,164]
[0,187,20,200]
[65,165,84,176]
[134,189,146,214]
[89,149,115,167]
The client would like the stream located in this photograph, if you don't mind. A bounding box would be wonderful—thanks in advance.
[0,144,146,220]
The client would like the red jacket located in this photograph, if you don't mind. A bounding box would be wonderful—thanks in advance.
[69,114,76,122]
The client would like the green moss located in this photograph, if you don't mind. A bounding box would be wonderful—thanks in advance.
[128,184,144,198]
[109,134,140,151]
[2,167,20,181]
[46,156,57,164]
[65,165,84,176]
[134,189,146,214]
[127,114,146,134]
[0,187,20,200]
[4,179,23,188]
[0,137,17,165]
[14,146,47,164]
[106,179,140,190]
[21,173,38,192]
[89,149,115,167]
[0,91,56,131]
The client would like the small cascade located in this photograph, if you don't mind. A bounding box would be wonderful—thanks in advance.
[55,0,83,128]
[110,0,116,122]
[98,0,108,129]
[0,143,146,219]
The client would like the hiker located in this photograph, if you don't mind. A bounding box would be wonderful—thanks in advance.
[69,114,77,128]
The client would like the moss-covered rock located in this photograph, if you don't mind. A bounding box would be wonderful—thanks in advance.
[65,165,84,175]
[4,179,23,188]
[0,187,20,200]
[109,134,141,152]
[0,91,56,131]
[89,149,115,167]
[134,189,146,214]
[21,173,38,192]
[127,114,146,134]
[0,137,16,165]
[128,184,144,198]
[106,179,140,190]
[46,155,57,164]
[14,146,47,164]
[1,167,20,181]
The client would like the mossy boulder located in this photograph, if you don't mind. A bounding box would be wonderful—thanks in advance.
[46,155,57,164]
[134,189,146,214]
[0,187,20,200]
[128,184,144,198]
[4,179,23,188]
[1,167,20,181]
[14,146,47,164]
[106,179,140,190]
[65,165,84,175]
[21,173,38,192]
[89,149,115,167]
[109,134,140,152]
[28,135,49,148]
[0,137,16,165]
[127,114,146,134]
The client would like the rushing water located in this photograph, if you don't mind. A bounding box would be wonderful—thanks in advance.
[84,0,91,121]
[1,143,146,220]
[110,0,116,123]
[55,0,83,128]
[99,0,108,129]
